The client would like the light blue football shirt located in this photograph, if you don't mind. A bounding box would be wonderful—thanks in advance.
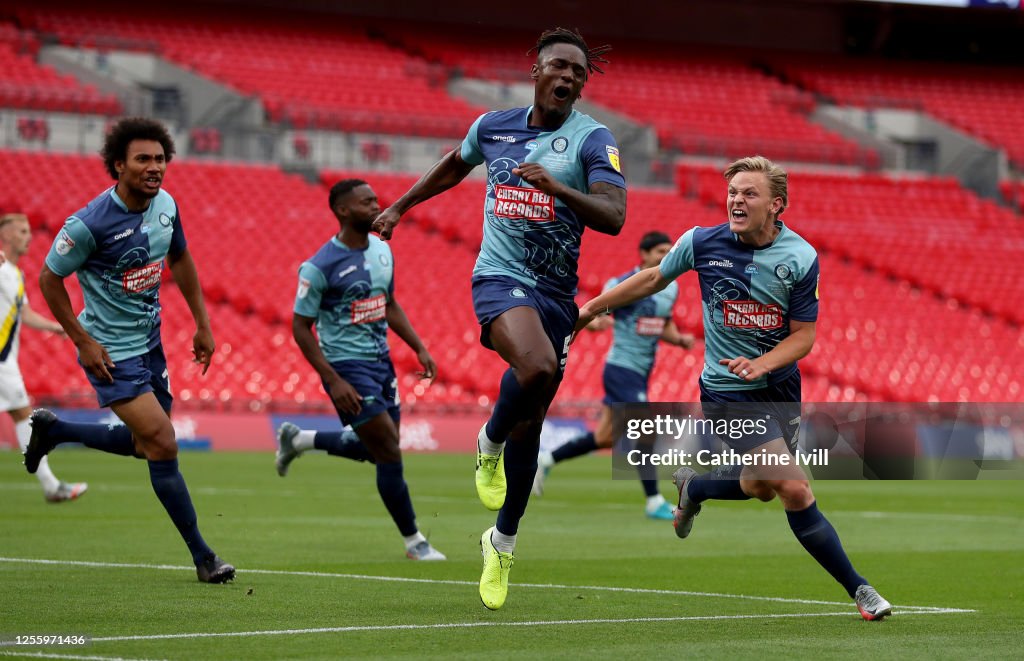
[460,106,626,300]
[604,267,679,377]
[660,221,819,391]
[293,235,395,363]
[45,187,186,361]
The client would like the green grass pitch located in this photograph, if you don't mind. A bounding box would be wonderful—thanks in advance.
[1,449,1022,659]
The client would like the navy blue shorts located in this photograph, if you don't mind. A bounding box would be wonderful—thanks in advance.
[83,343,173,412]
[699,371,802,453]
[471,275,578,373]
[325,359,400,428]
[602,363,650,405]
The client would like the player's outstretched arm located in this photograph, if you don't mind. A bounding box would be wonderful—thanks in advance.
[514,163,626,236]
[660,319,695,349]
[21,304,66,336]
[719,320,817,382]
[291,314,363,415]
[39,265,114,382]
[575,266,670,335]
[385,299,436,383]
[167,248,214,375]
[372,150,476,240]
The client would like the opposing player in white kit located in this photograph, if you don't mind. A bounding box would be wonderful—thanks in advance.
[0,213,87,502]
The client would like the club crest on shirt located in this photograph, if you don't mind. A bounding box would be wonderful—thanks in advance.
[552,137,569,153]
[55,230,75,256]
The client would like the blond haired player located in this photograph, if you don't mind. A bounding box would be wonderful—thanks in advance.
[0,213,87,502]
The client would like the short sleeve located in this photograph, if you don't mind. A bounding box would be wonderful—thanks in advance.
[386,247,396,298]
[659,229,696,281]
[45,217,97,277]
[580,127,626,190]
[293,262,328,318]
[169,206,187,256]
[789,257,820,322]
[459,114,486,166]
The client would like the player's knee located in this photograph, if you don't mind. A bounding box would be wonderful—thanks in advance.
[514,357,558,391]
[134,420,177,460]
[743,480,776,502]
[594,430,615,448]
[367,440,401,464]
[772,480,813,508]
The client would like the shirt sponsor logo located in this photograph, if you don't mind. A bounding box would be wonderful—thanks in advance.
[113,228,135,241]
[351,293,386,324]
[338,266,357,279]
[491,135,517,143]
[122,262,162,294]
[635,316,666,336]
[552,137,569,153]
[605,145,621,173]
[493,184,554,222]
[708,259,734,268]
[723,300,783,330]
[55,231,75,256]
[297,277,311,299]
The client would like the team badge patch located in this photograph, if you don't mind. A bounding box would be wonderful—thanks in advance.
[510,288,527,298]
[775,264,792,281]
[815,275,820,300]
[605,146,621,173]
[55,230,75,256]
[297,277,311,299]
[552,137,568,153]
[159,212,173,227]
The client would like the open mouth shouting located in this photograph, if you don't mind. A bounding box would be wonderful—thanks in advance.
[553,85,573,103]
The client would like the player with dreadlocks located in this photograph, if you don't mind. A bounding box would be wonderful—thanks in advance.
[373,27,626,609]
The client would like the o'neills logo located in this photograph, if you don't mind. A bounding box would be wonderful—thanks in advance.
[723,300,783,330]
[493,184,554,221]
[352,294,386,324]
[122,263,162,294]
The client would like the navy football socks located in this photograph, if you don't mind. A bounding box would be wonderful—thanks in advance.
[787,501,867,598]
[48,419,136,456]
[486,368,542,444]
[552,432,597,463]
[314,430,375,462]
[686,472,751,502]
[147,459,214,565]
[375,462,418,537]
[496,436,540,536]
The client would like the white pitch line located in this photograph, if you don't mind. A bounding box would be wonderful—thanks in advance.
[0,652,164,661]
[86,609,970,643]
[0,556,973,614]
